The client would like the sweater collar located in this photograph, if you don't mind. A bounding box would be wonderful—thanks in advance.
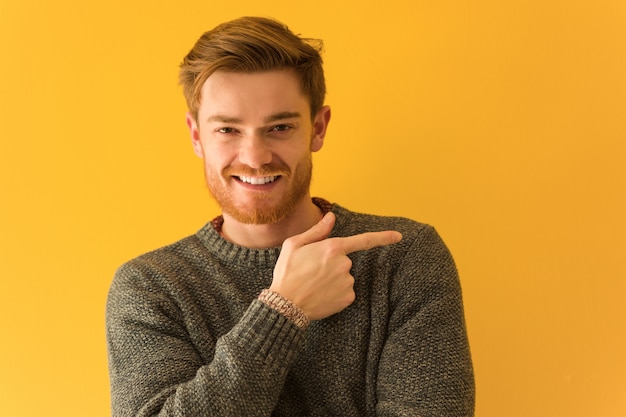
[195,197,336,267]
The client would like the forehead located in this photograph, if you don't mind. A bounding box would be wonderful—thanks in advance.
[198,69,310,120]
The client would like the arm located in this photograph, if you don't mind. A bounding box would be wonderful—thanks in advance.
[106,265,304,417]
[376,226,475,417]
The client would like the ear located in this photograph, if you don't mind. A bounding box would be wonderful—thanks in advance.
[310,105,331,152]
[186,112,204,158]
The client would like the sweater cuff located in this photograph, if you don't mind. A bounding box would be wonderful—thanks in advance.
[225,299,306,369]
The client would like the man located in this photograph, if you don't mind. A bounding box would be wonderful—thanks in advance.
[106,16,475,416]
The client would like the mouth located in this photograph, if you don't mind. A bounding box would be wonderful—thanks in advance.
[235,175,281,185]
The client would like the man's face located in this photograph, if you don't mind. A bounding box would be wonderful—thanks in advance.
[187,69,329,225]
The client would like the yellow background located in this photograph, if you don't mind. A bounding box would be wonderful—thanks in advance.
[1,0,624,416]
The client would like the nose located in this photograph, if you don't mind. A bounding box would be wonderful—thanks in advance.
[237,134,273,169]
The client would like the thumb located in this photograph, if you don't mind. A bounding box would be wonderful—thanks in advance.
[286,212,336,248]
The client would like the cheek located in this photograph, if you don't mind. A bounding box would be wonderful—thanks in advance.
[201,142,234,168]
[203,155,226,175]
[276,140,311,165]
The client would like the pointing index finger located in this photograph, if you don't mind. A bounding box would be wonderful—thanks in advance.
[339,230,403,255]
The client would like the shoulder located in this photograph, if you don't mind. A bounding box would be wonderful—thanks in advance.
[331,203,456,272]
[109,233,206,297]
[120,234,203,274]
[331,203,439,244]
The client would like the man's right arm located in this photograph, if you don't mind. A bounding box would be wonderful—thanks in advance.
[106,266,304,417]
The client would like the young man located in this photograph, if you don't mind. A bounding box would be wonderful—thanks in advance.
[106,16,475,416]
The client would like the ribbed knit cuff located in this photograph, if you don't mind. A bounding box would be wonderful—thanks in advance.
[225,300,306,371]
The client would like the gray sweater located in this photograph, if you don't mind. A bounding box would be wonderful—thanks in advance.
[106,202,475,416]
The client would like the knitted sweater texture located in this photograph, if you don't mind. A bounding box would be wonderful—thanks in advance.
[106,202,475,416]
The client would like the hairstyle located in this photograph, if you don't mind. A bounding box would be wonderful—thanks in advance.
[179,16,326,120]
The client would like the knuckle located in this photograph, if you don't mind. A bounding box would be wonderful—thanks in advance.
[342,257,353,271]
[345,290,356,305]
[325,239,342,252]
[322,242,343,259]
[361,234,373,250]
[346,274,355,286]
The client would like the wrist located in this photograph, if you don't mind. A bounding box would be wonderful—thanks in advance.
[258,289,310,330]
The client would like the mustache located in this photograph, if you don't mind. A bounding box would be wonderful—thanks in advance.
[223,162,290,177]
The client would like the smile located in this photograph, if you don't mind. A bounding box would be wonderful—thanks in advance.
[236,175,280,185]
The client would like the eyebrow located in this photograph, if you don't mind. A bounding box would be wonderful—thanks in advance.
[205,111,301,124]
[206,115,242,124]
[264,111,301,123]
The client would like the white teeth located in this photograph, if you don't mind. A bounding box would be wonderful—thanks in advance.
[238,176,278,185]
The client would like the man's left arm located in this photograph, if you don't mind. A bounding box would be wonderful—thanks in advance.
[375,225,475,417]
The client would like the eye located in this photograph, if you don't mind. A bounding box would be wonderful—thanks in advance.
[271,124,293,132]
[216,127,238,134]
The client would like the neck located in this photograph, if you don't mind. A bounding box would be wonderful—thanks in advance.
[220,196,323,248]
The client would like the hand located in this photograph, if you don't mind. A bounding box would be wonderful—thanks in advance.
[270,212,402,321]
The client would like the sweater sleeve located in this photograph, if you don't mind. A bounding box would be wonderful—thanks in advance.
[105,264,305,417]
[375,225,475,417]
